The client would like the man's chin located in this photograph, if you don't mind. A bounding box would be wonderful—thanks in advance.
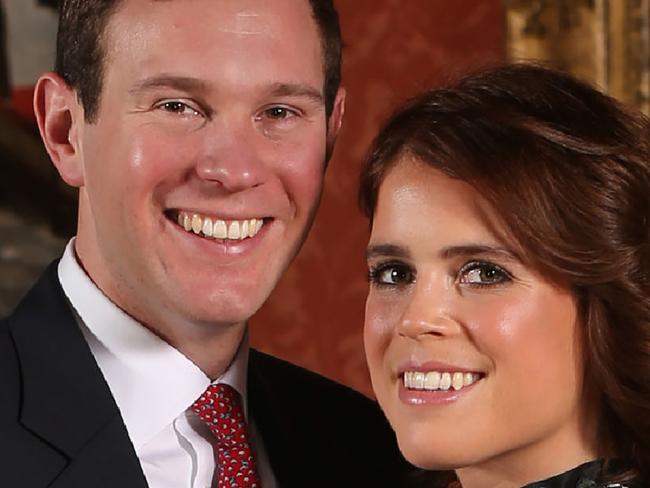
[171,289,270,328]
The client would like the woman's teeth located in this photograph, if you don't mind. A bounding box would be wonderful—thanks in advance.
[176,211,264,240]
[403,371,481,391]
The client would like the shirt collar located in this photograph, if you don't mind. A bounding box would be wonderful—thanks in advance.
[57,238,249,451]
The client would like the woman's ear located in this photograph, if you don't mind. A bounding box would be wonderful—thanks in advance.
[33,71,85,187]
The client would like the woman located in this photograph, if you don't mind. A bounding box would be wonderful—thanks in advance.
[359,64,650,487]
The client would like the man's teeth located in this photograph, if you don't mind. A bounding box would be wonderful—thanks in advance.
[403,371,481,391]
[177,212,264,240]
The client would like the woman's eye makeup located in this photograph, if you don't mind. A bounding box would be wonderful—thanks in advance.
[457,260,513,287]
[367,255,514,291]
[368,261,416,288]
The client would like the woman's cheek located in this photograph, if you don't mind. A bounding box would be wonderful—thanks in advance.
[364,294,403,359]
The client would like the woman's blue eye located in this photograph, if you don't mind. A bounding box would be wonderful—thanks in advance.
[368,263,415,287]
[459,262,511,286]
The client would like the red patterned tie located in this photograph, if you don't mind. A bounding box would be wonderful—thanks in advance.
[192,384,262,488]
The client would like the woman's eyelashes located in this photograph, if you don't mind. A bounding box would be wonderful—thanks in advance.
[457,260,513,288]
[368,261,416,288]
[367,259,514,290]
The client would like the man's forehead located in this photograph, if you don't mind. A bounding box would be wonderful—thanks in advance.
[217,10,267,36]
[107,0,317,48]
[147,0,274,35]
[101,0,325,97]
[118,0,313,24]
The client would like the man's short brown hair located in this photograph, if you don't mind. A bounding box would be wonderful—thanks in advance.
[55,0,342,122]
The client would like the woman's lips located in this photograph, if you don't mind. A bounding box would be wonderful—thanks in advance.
[395,361,486,405]
[398,380,482,405]
[402,370,482,391]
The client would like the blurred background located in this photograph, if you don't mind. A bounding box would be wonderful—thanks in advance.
[1,0,648,397]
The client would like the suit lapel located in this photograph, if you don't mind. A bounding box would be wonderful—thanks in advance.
[8,262,148,487]
[248,349,298,487]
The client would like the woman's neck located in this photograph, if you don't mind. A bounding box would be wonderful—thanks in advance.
[455,422,598,488]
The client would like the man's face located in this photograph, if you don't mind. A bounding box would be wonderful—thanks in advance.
[73,0,341,333]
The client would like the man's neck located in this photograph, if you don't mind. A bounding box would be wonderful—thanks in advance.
[155,320,247,380]
[72,238,248,380]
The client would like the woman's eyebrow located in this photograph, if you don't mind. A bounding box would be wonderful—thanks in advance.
[366,243,411,260]
[440,244,520,261]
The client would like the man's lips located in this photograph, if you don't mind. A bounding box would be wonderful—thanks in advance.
[166,209,270,241]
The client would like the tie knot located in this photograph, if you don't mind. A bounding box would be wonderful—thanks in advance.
[194,383,242,414]
[192,384,246,443]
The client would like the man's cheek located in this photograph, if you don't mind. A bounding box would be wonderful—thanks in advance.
[283,164,325,205]
[125,135,196,187]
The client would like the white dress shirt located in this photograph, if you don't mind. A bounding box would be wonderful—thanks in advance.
[57,239,277,488]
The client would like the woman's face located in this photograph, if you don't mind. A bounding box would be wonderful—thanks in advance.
[365,158,592,482]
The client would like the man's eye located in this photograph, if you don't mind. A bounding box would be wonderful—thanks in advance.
[368,263,415,287]
[157,101,200,117]
[263,106,297,120]
[458,261,511,287]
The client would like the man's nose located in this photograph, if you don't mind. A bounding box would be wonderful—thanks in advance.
[194,119,270,193]
[396,280,462,340]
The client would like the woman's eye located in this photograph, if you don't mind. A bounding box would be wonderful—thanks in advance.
[459,261,511,287]
[368,263,415,287]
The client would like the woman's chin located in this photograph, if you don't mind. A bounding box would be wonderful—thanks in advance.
[397,437,469,471]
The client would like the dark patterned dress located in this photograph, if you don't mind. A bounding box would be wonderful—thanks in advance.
[522,460,631,488]
[404,460,636,488]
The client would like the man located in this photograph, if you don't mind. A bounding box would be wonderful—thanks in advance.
[0,1,405,487]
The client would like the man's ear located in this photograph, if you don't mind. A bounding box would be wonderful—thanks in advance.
[34,72,85,187]
[325,86,346,162]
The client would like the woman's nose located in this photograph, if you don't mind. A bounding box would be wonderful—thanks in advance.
[396,282,462,340]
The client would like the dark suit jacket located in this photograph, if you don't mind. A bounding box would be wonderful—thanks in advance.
[0,262,407,487]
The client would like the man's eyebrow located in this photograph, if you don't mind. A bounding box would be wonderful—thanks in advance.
[128,75,210,95]
[366,244,411,261]
[266,82,324,104]
[440,244,520,261]
[128,78,323,102]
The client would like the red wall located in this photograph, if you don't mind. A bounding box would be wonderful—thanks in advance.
[250,0,505,397]
[5,1,504,398]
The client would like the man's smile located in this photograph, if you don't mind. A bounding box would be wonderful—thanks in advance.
[171,210,267,241]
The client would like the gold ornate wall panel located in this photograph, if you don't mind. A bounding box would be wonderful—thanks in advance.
[505,0,650,113]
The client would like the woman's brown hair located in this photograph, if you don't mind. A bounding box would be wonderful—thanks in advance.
[359,64,650,485]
